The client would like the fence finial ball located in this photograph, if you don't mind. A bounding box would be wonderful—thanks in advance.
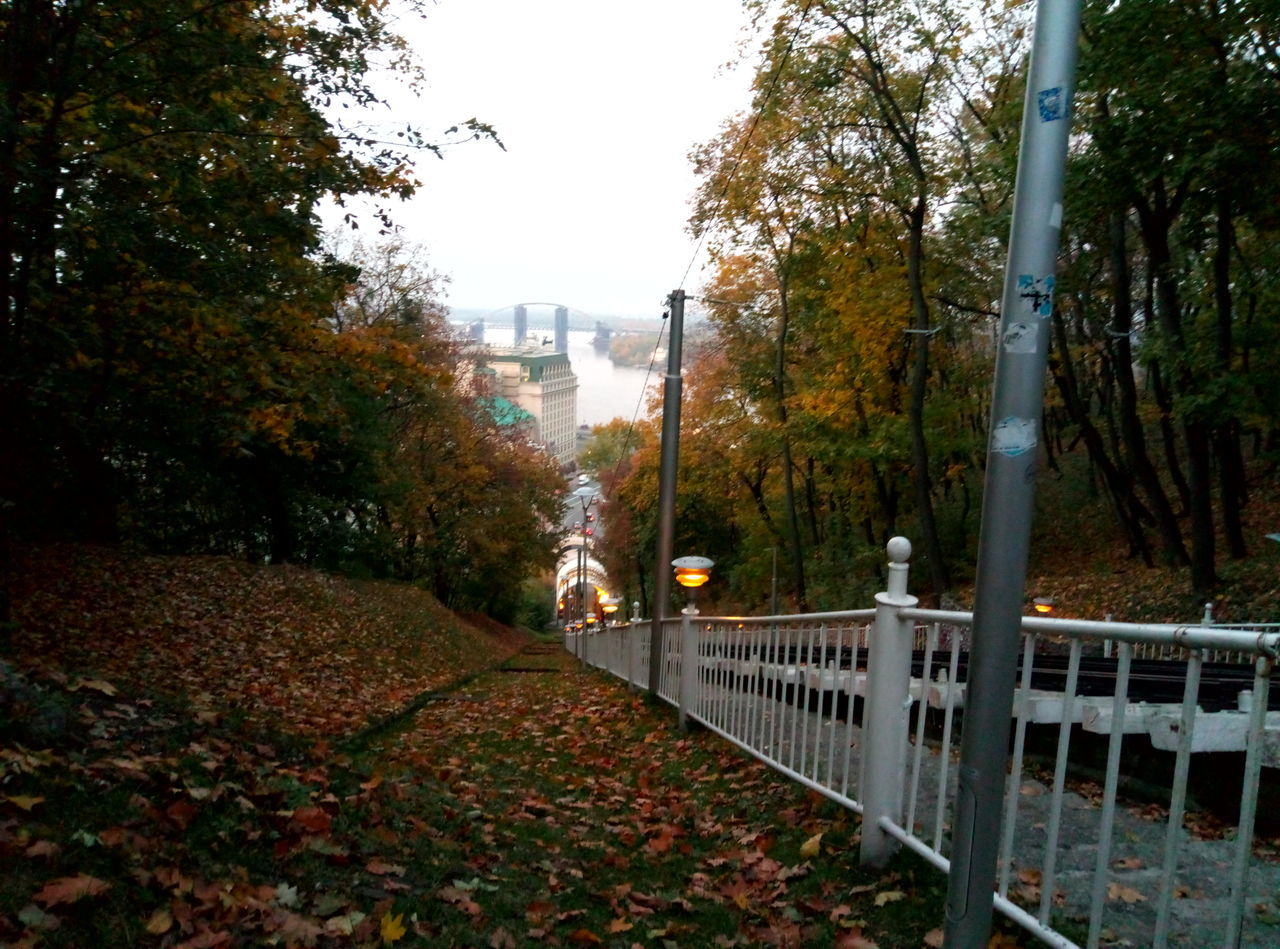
[886,536,912,564]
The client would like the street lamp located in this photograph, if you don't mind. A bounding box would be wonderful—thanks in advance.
[673,556,713,593]
[601,595,621,625]
[672,556,714,731]
[572,486,596,660]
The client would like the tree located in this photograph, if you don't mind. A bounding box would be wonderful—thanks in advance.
[2,0,423,541]
[1066,0,1280,591]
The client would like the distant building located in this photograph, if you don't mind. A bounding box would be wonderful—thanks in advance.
[473,372,539,440]
[481,346,579,467]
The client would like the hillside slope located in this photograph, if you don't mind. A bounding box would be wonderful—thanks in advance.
[6,544,530,739]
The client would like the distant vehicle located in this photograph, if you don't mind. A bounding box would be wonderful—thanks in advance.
[585,528,594,536]
[573,521,581,530]
[585,513,595,522]
[577,474,590,485]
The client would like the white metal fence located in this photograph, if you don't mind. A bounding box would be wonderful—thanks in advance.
[567,546,1280,949]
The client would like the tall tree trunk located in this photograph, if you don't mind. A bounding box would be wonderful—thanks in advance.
[1148,361,1191,514]
[1213,191,1248,558]
[1049,310,1153,564]
[1108,209,1188,566]
[805,456,821,547]
[774,277,808,610]
[905,195,949,595]
[1139,204,1218,591]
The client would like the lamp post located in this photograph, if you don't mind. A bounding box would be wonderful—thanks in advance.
[601,596,621,625]
[571,486,597,660]
[672,556,713,731]
[628,600,642,691]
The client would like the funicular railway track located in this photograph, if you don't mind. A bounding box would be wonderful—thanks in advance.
[702,644,1280,714]
[582,613,1280,947]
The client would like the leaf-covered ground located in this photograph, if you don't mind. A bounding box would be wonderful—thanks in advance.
[7,544,528,736]
[0,545,1028,947]
[1015,457,1280,625]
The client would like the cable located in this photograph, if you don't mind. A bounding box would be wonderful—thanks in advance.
[600,310,670,504]
[676,0,816,293]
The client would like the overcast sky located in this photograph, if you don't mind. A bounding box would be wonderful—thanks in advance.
[332,0,760,319]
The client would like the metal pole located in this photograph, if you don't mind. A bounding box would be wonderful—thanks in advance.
[943,3,1081,947]
[679,592,698,732]
[577,543,585,661]
[648,289,685,693]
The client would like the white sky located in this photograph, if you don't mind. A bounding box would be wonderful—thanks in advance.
[333,0,759,319]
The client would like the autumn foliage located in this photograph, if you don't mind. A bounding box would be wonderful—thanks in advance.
[0,0,558,618]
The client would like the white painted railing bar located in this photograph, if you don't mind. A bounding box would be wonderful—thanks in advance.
[879,819,1083,949]
[1153,647,1202,949]
[1228,655,1274,947]
[696,703,865,815]
[905,623,936,835]
[786,624,800,774]
[1039,637,1082,929]
[799,624,816,780]
[1087,642,1132,949]
[574,539,1280,949]
[841,623,864,800]
[998,633,1037,898]
[710,609,879,624]
[826,630,842,792]
[934,640,962,855]
[732,624,747,739]
[898,609,1280,656]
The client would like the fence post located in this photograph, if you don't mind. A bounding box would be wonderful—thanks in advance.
[679,607,699,731]
[627,605,640,691]
[860,537,918,867]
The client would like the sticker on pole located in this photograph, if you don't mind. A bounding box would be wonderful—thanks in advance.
[1038,87,1066,122]
[1002,321,1037,354]
[992,417,1038,457]
[1017,274,1055,317]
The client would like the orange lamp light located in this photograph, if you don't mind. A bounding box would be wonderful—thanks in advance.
[672,556,715,589]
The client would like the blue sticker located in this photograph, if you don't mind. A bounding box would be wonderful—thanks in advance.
[1038,87,1065,122]
[1016,274,1055,317]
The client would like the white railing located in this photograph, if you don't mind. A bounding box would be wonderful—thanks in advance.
[567,542,1280,949]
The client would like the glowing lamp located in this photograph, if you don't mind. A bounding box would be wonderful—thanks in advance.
[672,556,714,589]
[1033,597,1055,615]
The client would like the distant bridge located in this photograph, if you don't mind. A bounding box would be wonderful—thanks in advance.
[472,303,605,332]
[453,303,618,351]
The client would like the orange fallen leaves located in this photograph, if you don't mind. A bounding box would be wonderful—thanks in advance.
[1107,882,1147,904]
[10,544,531,740]
[34,874,111,907]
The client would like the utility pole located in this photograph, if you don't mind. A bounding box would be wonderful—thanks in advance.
[648,289,685,693]
[943,3,1082,948]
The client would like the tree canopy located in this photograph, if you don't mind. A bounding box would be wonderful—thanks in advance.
[1,0,559,621]
[603,0,1280,612]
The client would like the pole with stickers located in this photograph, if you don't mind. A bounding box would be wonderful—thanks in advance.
[942,3,1082,947]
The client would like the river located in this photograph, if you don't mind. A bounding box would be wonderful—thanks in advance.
[565,329,660,428]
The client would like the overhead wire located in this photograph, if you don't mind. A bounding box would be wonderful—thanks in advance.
[676,0,816,294]
[599,309,668,506]
[582,5,819,606]
[593,1,817,511]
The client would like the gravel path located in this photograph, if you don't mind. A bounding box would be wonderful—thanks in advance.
[691,679,1280,948]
